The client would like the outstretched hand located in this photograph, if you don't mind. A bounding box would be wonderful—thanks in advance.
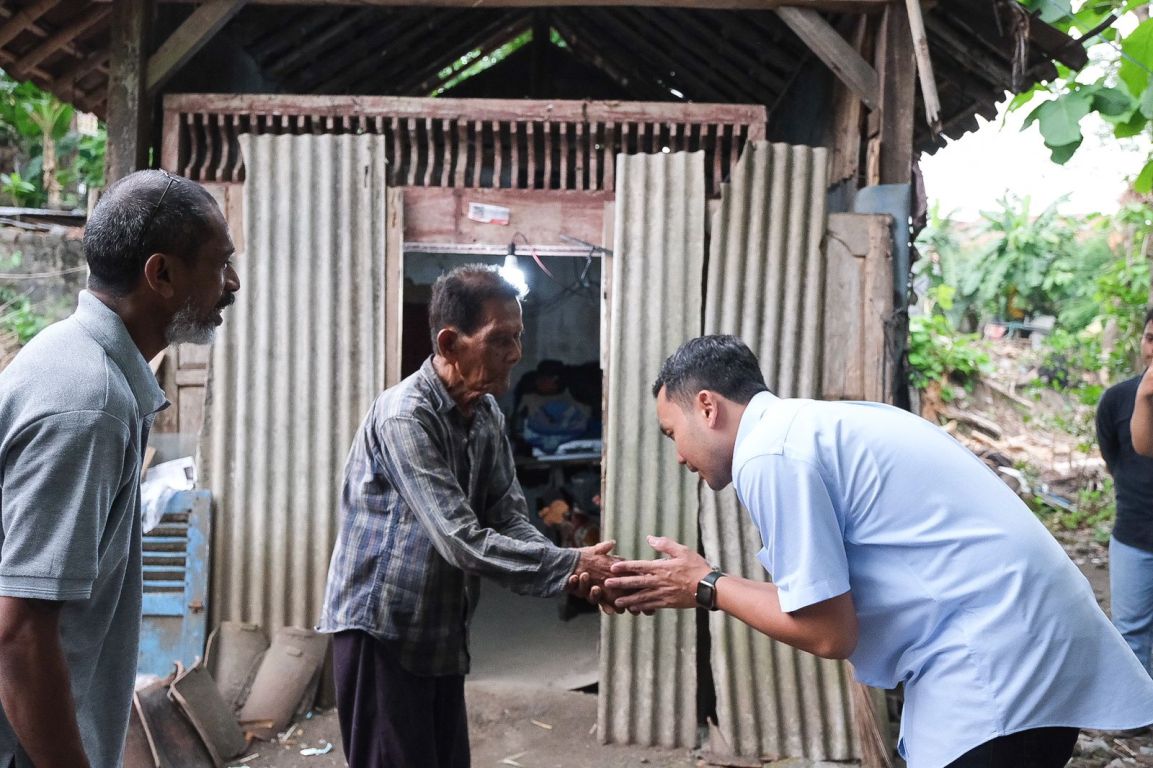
[602,535,713,613]
[566,540,620,610]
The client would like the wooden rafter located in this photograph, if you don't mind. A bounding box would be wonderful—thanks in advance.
[776,6,879,110]
[583,7,730,101]
[249,7,345,61]
[550,15,671,101]
[630,8,767,103]
[10,5,109,78]
[398,12,534,94]
[292,8,428,91]
[148,0,248,92]
[0,48,52,83]
[0,0,60,49]
[55,49,110,99]
[664,9,790,95]
[266,8,377,79]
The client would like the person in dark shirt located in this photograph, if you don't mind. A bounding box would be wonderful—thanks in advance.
[1096,306,1153,677]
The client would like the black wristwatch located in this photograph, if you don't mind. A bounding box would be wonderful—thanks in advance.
[695,568,725,611]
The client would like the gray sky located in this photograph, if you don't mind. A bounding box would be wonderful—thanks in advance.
[920,101,1149,220]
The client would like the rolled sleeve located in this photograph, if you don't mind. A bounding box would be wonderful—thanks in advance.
[379,416,577,596]
[740,453,851,614]
[0,410,133,601]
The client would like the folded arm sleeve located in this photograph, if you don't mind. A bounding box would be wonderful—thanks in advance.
[739,453,851,614]
[0,410,133,600]
[378,416,578,596]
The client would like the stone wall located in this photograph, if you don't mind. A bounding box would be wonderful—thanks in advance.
[0,224,87,324]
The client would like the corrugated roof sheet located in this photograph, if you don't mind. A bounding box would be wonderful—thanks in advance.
[599,150,707,748]
[200,132,389,632]
[700,141,858,760]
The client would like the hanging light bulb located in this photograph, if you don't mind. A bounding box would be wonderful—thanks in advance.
[500,243,529,297]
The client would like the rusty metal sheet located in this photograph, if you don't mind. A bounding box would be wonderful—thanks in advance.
[599,150,707,749]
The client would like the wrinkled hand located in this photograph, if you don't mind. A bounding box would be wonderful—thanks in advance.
[566,540,618,602]
[588,582,652,616]
[602,535,713,613]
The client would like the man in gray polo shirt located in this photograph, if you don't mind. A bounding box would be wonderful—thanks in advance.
[0,170,239,768]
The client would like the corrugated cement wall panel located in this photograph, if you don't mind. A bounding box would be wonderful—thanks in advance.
[700,142,857,760]
[202,133,388,632]
[600,150,707,749]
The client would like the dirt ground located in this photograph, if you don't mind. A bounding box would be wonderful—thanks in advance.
[227,529,1153,768]
[230,682,701,768]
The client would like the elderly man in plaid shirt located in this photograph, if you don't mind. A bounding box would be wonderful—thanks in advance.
[320,263,617,768]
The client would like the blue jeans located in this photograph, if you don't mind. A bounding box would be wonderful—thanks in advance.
[1110,536,1153,676]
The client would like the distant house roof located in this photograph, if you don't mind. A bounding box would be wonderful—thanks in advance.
[0,0,1085,154]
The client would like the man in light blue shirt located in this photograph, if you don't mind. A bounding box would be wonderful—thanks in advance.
[606,335,1153,768]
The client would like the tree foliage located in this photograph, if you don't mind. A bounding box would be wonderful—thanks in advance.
[0,69,104,208]
[914,198,1153,391]
[1014,0,1153,188]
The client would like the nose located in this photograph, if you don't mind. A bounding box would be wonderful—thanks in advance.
[226,263,241,293]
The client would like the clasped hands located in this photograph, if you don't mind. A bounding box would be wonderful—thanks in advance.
[567,535,715,615]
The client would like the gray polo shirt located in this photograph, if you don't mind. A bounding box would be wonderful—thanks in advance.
[0,290,167,768]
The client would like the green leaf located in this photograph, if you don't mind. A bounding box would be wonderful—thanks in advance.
[1034,94,1091,147]
[1023,101,1045,130]
[1093,85,1133,116]
[1035,0,1072,23]
[1141,81,1153,119]
[1113,109,1148,138]
[1134,158,1153,194]
[1120,18,1153,98]
[1008,83,1050,113]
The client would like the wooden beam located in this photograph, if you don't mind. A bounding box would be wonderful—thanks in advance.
[0,48,53,84]
[871,4,914,185]
[826,14,868,185]
[106,0,153,181]
[162,93,768,126]
[776,6,880,111]
[266,8,375,79]
[55,49,112,93]
[551,16,672,101]
[904,0,939,132]
[0,0,60,49]
[147,0,248,92]
[56,50,112,106]
[10,6,110,79]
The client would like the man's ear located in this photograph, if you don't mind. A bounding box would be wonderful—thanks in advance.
[142,252,178,300]
[697,390,720,427]
[435,327,459,359]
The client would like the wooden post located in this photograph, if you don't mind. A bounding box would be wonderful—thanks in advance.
[870,4,914,186]
[826,15,870,187]
[106,0,152,182]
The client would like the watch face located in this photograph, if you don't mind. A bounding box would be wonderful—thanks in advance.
[696,580,715,610]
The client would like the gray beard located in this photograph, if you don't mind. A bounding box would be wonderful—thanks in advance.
[165,300,216,345]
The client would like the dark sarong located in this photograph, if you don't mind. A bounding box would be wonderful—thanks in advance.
[332,630,470,768]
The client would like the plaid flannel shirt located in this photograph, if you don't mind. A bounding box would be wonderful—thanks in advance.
[319,358,579,675]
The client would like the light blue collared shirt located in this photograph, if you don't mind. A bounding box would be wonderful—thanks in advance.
[733,392,1153,768]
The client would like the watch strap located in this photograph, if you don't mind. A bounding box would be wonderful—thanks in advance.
[696,568,724,611]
